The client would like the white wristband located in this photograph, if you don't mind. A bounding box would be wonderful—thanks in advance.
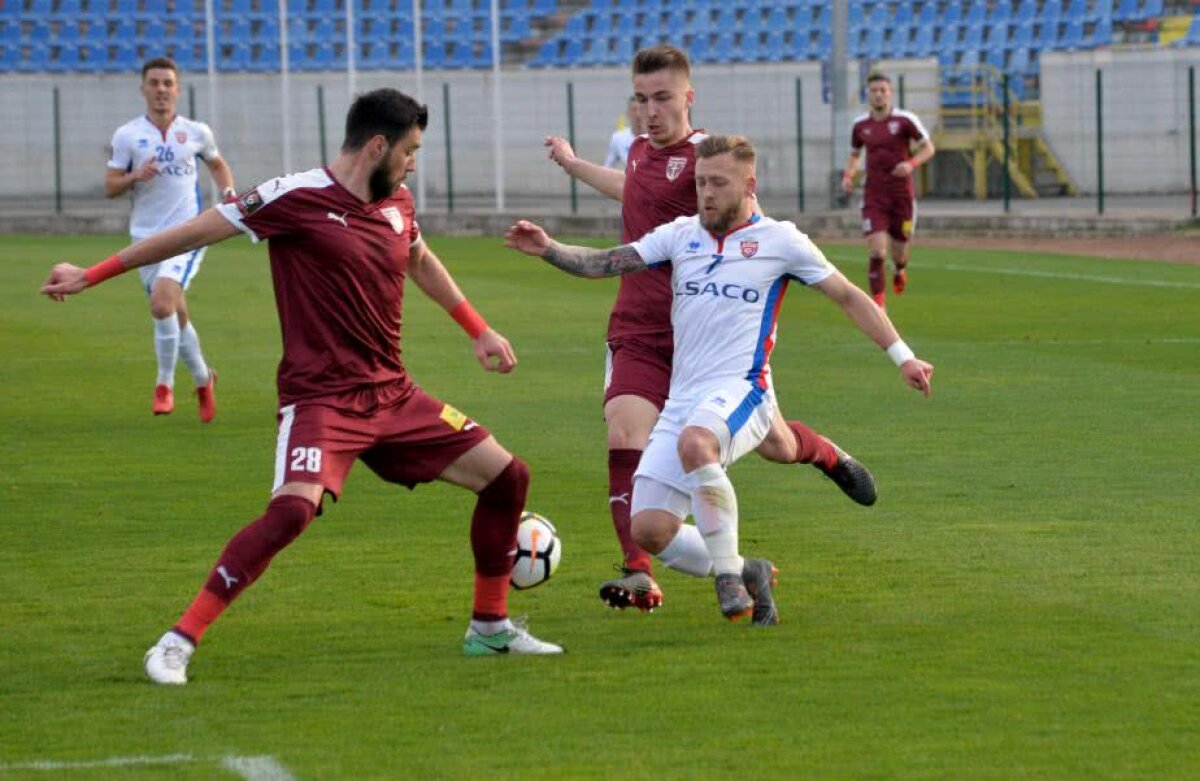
[886,340,915,367]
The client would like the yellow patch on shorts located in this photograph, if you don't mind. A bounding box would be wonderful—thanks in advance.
[901,219,914,237]
[439,404,468,430]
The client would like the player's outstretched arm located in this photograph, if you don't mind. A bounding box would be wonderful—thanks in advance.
[409,242,516,373]
[505,220,645,279]
[544,136,626,201]
[41,208,240,301]
[813,270,934,397]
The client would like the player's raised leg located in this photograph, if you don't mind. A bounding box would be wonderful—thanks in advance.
[437,437,563,656]
[756,411,878,506]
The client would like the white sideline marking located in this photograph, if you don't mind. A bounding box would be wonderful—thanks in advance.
[222,755,298,781]
[0,753,296,779]
[936,263,1200,289]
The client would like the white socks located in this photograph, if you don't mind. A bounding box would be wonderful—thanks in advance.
[470,618,513,635]
[155,317,210,387]
[153,315,180,387]
[686,463,743,576]
[657,524,713,577]
[178,321,211,386]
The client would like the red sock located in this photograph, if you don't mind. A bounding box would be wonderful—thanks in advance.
[868,254,886,298]
[609,449,652,573]
[470,457,529,621]
[174,494,317,643]
[787,421,838,471]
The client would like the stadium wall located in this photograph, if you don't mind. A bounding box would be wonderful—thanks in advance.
[1,51,1196,219]
[1040,46,1200,196]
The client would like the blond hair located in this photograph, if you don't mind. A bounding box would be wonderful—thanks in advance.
[696,134,757,166]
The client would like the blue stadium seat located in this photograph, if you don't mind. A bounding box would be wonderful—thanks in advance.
[1092,16,1112,45]
[527,39,557,67]
[444,40,471,69]
[911,24,935,56]
[532,0,556,15]
[986,20,1009,47]
[0,43,19,72]
[991,0,1013,22]
[1142,0,1163,17]
[1036,18,1058,47]
[1008,47,1030,74]
[689,31,711,61]
[1182,15,1200,46]
[1066,0,1087,20]
[1042,0,1062,23]
[1113,0,1137,22]
[966,0,987,27]
[1062,18,1083,48]
[763,29,785,62]
[1093,0,1114,21]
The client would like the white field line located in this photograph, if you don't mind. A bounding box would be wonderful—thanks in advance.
[933,263,1200,289]
[0,753,296,780]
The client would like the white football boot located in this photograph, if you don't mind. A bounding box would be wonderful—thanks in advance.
[144,630,195,685]
[462,616,564,656]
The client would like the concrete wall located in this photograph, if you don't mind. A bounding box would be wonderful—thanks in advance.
[0,58,941,215]
[1040,47,1200,195]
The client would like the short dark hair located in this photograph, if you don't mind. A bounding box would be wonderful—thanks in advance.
[632,45,691,80]
[867,72,892,86]
[141,57,179,80]
[696,134,756,166]
[341,88,429,152]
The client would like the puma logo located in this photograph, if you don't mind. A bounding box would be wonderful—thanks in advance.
[216,565,239,591]
[326,211,349,228]
[608,493,630,506]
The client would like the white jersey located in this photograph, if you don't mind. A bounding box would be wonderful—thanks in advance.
[108,115,220,240]
[603,127,636,169]
[631,213,836,404]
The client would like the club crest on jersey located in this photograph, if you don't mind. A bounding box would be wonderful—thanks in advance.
[740,240,758,258]
[665,156,687,181]
[888,121,900,135]
[381,206,405,234]
[175,131,188,143]
[237,189,264,216]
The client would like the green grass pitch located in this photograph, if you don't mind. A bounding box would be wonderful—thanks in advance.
[1,232,1197,779]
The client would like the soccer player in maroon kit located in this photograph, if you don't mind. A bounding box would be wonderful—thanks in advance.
[544,46,878,613]
[841,72,936,309]
[42,89,562,684]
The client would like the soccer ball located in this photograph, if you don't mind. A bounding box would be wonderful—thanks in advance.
[510,511,561,590]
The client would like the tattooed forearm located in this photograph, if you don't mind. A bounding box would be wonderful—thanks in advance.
[541,241,646,278]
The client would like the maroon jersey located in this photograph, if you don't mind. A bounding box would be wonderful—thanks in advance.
[612,130,706,342]
[217,169,422,405]
[850,109,929,199]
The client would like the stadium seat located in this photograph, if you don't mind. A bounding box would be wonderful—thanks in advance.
[1042,0,1062,23]
[1142,0,1164,19]
[966,0,987,27]
[1011,20,1033,48]
[527,38,557,67]
[1182,15,1200,46]
[0,42,18,72]
[1062,18,1083,48]
[1113,0,1137,22]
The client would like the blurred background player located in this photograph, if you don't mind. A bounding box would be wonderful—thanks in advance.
[602,95,643,170]
[47,88,561,684]
[508,134,934,625]
[105,56,235,421]
[841,72,935,309]
[543,45,877,614]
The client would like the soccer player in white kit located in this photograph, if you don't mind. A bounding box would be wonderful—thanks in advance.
[105,56,235,421]
[507,134,934,625]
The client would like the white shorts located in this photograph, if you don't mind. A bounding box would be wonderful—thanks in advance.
[632,379,775,507]
[136,246,206,295]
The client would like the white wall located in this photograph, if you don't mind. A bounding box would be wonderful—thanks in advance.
[1040,47,1200,195]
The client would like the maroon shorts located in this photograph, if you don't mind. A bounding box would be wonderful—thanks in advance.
[603,335,673,410]
[273,385,491,499]
[861,192,916,242]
